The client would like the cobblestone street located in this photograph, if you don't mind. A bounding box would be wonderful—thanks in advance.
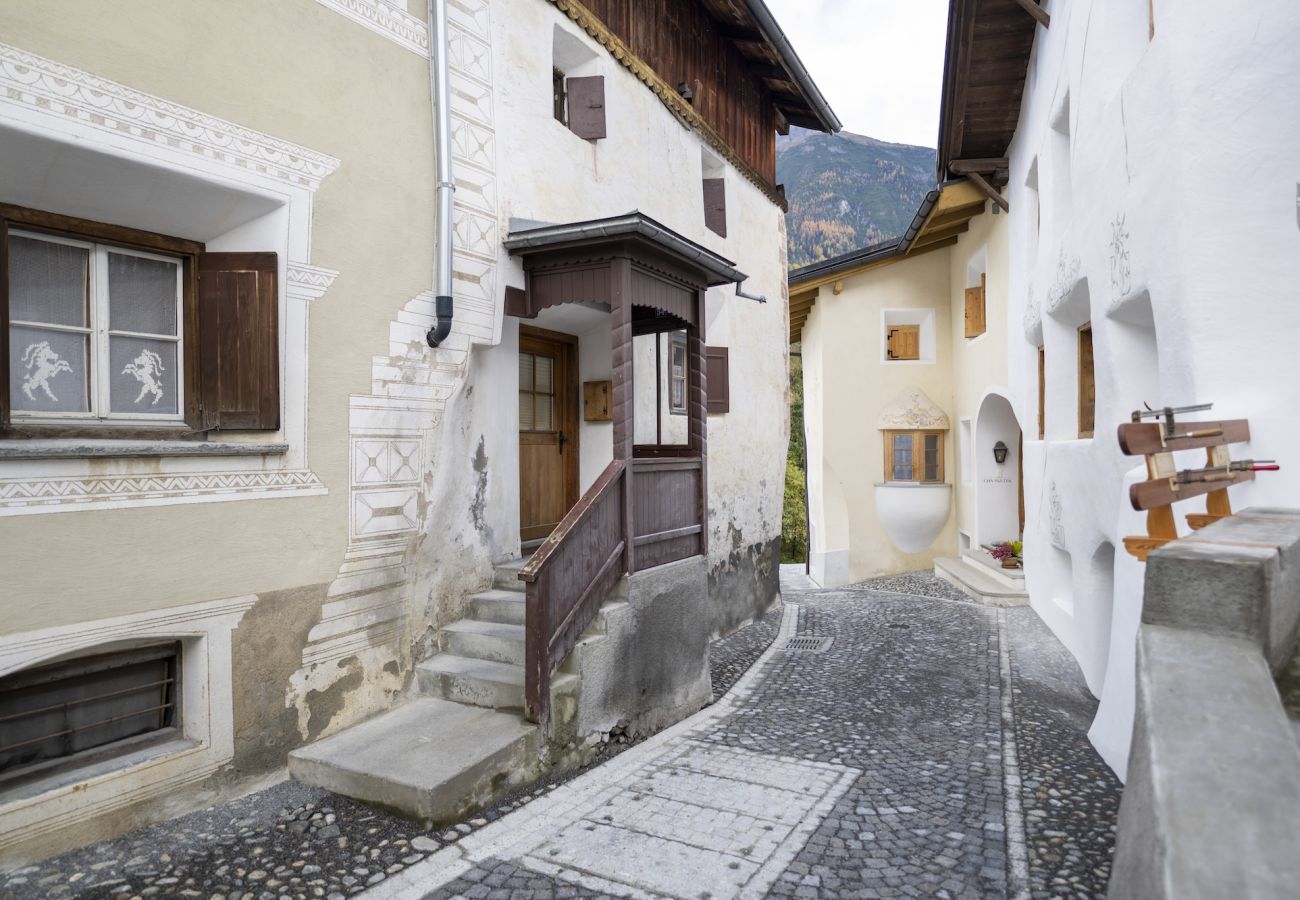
[1,570,1120,900]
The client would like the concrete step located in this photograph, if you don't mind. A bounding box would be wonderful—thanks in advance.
[493,557,529,592]
[935,557,1029,607]
[418,654,526,709]
[443,619,526,665]
[417,654,580,710]
[470,589,526,625]
[288,698,537,826]
[964,548,1026,585]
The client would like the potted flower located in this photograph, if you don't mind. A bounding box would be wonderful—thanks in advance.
[991,540,1023,569]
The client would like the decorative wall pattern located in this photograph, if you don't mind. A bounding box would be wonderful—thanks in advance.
[877,387,951,430]
[313,0,429,56]
[289,0,500,718]
[0,42,340,191]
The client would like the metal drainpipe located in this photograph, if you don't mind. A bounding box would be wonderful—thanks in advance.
[425,0,455,348]
[735,280,768,303]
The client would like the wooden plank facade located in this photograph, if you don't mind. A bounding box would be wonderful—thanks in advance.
[575,0,778,185]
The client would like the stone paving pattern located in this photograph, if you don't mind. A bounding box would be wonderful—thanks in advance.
[1,574,1121,899]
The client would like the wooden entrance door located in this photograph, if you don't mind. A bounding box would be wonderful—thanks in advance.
[519,326,579,544]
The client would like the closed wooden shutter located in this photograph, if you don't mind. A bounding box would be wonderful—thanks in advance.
[964,274,986,338]
[566,76,606,140]
[198,252,279,430]
[703,178,727,237]
[705,346,729,414]
[1078,323,1095,438]
[887,325,920,361]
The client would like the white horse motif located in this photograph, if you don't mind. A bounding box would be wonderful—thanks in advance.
[122,349,166,406]
[21,341,73,403]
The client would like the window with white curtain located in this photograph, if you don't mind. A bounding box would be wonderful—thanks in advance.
[9,230,183,423]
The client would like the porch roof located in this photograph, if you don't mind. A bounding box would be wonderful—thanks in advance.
[503,212,747,288]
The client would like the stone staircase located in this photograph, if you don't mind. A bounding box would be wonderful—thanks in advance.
[289,557,583,825]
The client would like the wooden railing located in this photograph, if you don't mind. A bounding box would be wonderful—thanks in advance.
[517,459,627,728]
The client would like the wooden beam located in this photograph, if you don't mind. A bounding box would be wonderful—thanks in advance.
[923,201,987,232]
[1013,0,1050,28]
[967,172,1010,213]
[948,157,1009,174]
[914,221,971,247]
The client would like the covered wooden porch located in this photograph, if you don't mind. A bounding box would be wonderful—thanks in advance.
[503,212,744,728]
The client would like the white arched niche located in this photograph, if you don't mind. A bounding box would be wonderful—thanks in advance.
[974,391,1023,546]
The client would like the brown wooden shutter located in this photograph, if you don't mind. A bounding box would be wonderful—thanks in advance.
[703,178,727,237]
[566,75,606,140]
[964,274,986,338]
[705,346,729,414]
[198,252,279,430]
[1078,323,1095,438]
[887,325,919,361]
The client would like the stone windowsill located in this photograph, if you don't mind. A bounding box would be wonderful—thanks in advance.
[874,481,951,489]
[0,441,290,460]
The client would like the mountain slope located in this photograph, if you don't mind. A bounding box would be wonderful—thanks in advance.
[777,127,936,269]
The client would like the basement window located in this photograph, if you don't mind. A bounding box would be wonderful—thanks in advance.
[0,643,181,789]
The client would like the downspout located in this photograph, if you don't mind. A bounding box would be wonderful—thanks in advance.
[735,280,767,303]
[425,0,455,348]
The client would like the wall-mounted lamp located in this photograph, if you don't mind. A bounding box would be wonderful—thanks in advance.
[992,441,1009,464]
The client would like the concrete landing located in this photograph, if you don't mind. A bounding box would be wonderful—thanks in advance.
[288,698,537,827]
[935,557,1028,606]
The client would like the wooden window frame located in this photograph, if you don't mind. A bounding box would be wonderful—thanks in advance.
[1,204,204,439]
[552,67,567,125]
[668,331,688,416]
[964,273,987,339]
[1037,345,1046,439]
[883,430,945,484]
[1078,322,1095,439]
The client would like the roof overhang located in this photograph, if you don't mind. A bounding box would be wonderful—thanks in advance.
[935,0,1039,183]
[731,0,842,133]
[504,212,747,287]
[787,180,989,343]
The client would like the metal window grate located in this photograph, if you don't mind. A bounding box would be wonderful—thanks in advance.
[0,643,180,777]
[783,636,833,653]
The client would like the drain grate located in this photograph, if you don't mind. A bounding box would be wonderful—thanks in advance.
[783,636,834,653]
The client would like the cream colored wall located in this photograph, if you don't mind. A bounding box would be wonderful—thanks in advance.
[803,248,959,584]
[947,208,1013,546]
[0,2,432,630]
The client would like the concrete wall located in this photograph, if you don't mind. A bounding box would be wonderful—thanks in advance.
[802,249,958,586]
[1109,510,1300,898]
[996,0,1300,775]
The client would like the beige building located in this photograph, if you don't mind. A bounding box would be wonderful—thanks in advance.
[794,180,1018,595]
[0,0,836,866]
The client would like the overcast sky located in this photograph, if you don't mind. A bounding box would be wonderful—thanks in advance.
[764,0,949,148]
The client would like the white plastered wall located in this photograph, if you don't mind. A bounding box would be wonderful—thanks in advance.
[1002,0,1300,775]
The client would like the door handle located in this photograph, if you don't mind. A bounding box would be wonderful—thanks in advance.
[558,431,567,455]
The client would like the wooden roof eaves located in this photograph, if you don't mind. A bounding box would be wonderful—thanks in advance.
[936,0,1037,180]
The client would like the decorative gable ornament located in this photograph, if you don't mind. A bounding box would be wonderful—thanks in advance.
[877,388,950,431]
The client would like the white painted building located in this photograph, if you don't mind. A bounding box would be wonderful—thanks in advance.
[796,0,1300,776]
[0,0,836,865]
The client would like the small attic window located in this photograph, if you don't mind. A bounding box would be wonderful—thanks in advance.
[552,26,604,140]
[702,150,726,238]
[882,309,936,364]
